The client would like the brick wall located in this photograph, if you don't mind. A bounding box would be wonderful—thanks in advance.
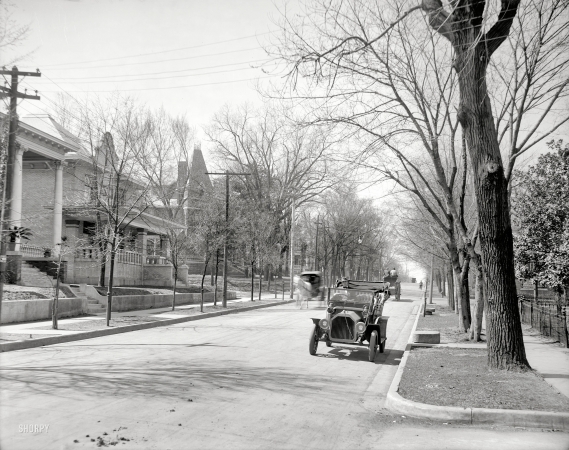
[22,162,91,249]
[22,166,56,248]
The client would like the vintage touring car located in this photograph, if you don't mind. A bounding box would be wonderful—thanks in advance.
[309,279,390,362]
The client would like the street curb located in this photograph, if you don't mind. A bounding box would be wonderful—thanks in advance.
[0,300,294,353]
[385,303,569,430]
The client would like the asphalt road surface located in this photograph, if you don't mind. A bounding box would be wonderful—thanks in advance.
[1,284,568,449]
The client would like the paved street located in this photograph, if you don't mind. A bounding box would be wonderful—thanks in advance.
[1,287,568,449]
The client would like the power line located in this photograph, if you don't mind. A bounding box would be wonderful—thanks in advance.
[33,75,278,93]
[43,58,271,81]
[42,31,276,68]
[42,46,266,71]
[28,63,278,85]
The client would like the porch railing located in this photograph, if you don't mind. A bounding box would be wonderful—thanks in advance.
[20,244,46,258]
[75,247,143,266]
[145,255,168,265]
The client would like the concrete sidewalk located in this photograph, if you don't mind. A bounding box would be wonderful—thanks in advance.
[386,287,569,429]
[0,291,293,352]
[422,292,569,400]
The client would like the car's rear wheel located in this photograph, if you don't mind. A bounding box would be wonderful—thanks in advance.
[369,331,378,362]
[309,325,319,355]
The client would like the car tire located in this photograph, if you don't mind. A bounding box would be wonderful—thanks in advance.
[369,330,378,362]
[325,340,332,347]
[309,324,319,355]
[379,339,386,353]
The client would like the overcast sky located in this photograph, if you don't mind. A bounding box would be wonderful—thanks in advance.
[2,0,567,166]
[2,0,287,141]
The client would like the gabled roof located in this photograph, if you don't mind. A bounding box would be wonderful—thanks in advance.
[20,114,82,152]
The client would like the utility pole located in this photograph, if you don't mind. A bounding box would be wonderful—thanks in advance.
[429,254,435,305]
[314,216,319,271]
[0,66,41,323]
[289,204,295,299]
[205,170,250,308]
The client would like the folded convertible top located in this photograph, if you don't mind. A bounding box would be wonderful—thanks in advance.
[336,279,390,292]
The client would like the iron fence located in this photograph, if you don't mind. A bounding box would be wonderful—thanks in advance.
[519,296,568,347]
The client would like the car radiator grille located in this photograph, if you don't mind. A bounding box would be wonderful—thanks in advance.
[330,316,355,340]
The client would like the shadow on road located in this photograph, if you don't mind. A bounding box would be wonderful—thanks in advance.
[315,347,404,365]
[0,353,347,401]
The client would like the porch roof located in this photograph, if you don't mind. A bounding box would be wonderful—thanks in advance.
[62,206,185,235]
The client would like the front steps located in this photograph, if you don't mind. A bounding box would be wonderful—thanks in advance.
[68,284,106,314]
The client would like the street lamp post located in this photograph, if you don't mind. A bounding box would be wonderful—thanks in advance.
[205,170,250,308]
[290,204,295,299]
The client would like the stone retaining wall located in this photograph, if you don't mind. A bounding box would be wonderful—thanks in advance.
[1,291,238,323]
[1,298,88,324]
[107,291,237,312]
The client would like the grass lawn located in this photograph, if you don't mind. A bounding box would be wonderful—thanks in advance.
[399,347,569,412]
[399,301,569,412]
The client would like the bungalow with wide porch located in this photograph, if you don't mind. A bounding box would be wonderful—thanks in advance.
[6,113,186,287]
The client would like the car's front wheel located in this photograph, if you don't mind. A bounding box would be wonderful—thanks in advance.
[309,325,320,355]
[369,331,378,362]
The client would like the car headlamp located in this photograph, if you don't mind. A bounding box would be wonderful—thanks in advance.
[319,318,330,330]
[356,322,366,334]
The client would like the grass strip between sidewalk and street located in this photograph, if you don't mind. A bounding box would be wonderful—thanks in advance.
[398,302,569,413]
[399,347,569,412]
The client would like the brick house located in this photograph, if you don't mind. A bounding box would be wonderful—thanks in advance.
[7,113,205,287]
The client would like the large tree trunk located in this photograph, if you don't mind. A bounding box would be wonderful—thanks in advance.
[470,261,485,341]
[460,257,471,332]
[447,264,454,310]
[455,39,528,370]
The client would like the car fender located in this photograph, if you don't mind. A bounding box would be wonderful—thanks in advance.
[311,318,321,326]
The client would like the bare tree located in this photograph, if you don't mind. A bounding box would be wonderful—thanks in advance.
[64,96,152,326]
[0,0,32,66]
[275,0,530,369]
[490,0,569,186]
[132,108,197,310]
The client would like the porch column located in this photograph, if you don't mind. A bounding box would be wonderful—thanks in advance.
[10,146,24,250]
[136,228,148,261]
[52,161,63,254]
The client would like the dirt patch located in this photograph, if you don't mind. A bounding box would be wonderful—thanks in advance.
[399,347,569,412]
[2,284,68,300]
[416,303,485,344]
[93,286,153,296]
[2,291,48,300]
